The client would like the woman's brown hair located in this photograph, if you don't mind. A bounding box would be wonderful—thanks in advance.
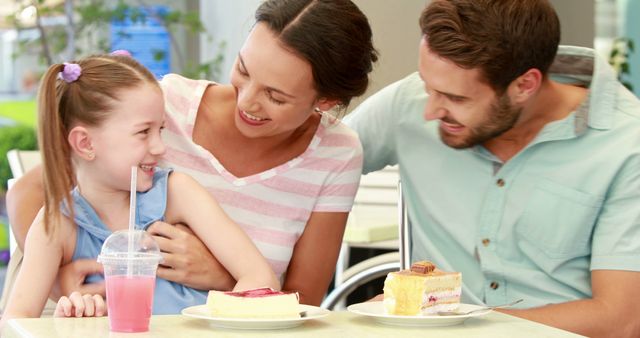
[37,54,158,234]
[255,0,378,110]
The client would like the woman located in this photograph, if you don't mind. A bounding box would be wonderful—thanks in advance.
[7,0,377,306]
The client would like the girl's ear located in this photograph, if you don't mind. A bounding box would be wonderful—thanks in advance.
[315,98,341,112]
[68,126,95,161]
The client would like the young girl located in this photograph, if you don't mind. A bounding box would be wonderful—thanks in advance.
[0,54,279,325]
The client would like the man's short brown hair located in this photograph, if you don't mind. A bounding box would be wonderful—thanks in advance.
[420,0,560,93]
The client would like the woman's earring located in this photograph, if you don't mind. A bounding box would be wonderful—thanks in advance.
[314,107,322,113]
[87,152,95,159]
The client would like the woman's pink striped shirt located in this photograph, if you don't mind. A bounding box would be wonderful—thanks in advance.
[159,74,363,282]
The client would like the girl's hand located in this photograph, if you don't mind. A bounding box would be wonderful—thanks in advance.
[54,258,106,300]
[54,291,107,318]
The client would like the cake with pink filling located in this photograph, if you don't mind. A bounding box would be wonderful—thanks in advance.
[206,287,300,318]
[383,261,461,316]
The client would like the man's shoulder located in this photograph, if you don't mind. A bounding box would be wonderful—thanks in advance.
[590,86,640,134]
[373,72,426,102]
[347,72,427,122]
[614,87,640,120]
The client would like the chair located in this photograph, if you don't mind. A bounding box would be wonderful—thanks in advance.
[321,168,412,310]
[1,149,55,315]
[7,150,40,178]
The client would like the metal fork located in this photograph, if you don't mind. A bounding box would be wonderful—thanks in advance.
[436,299,524,316]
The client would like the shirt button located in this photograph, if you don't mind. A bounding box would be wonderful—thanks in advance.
[496,179,505,187]
[482,238,491,247]
[490,281,500,290]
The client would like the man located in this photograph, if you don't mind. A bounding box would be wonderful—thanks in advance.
[344,0,640,337]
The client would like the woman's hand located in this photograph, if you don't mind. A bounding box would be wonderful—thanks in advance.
[54,291,107,317]
[368,294,384,302]
[147,221,236,291]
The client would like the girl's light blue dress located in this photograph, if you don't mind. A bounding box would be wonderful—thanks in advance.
[64,168,208,314]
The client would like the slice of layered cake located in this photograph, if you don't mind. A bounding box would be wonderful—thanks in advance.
[206,287,300,319]
[383,261,461,316]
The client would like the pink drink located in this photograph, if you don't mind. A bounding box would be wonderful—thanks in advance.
[105,275,156,332]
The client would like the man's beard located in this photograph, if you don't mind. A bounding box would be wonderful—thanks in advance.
[439,93,522,149]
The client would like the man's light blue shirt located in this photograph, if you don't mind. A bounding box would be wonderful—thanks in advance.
[345,46,640,308]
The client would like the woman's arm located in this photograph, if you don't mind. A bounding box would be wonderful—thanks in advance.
[6,165,108,300]
[7,165,230,294]
[283,211,348,305]
[146,221,236,290]
[6,165,44,250]
[165,172,280,291]
[0,211,65,329]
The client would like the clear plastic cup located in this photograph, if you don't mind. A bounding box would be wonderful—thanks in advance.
[97,230,162,333]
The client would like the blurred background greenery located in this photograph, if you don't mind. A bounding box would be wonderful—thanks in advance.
[0,101,37,193]
[0,100,36,127]
[0,102,35,266]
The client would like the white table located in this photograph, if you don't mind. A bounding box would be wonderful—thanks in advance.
[3,310,585,338]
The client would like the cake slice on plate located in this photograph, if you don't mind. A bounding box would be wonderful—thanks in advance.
[383,261,461,315]
[206,287,300,319]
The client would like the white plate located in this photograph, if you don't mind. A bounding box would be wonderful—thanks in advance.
[181,304,330,330]
[347,301,491,327]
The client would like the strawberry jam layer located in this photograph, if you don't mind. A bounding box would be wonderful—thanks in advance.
[224,287,288,298]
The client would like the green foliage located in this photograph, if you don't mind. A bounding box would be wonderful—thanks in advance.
[609,37,635,91]
[0,221,9,252]
[0,101,37,127]
[7,0,224,80]
[0,125,38,192]
[183,41,227,81]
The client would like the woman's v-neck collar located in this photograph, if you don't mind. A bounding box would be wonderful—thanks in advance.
[186,79,326,187]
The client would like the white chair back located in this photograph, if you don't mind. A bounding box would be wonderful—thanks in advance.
[398,180,411,270]
[344,166,399,242]
[7,149,41,178]
[322,166,405,310]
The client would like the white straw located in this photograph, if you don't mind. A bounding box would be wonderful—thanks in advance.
[127,166,137,277]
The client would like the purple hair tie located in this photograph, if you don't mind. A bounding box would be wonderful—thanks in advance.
[60,63,82,83]
[111,49,132,57]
